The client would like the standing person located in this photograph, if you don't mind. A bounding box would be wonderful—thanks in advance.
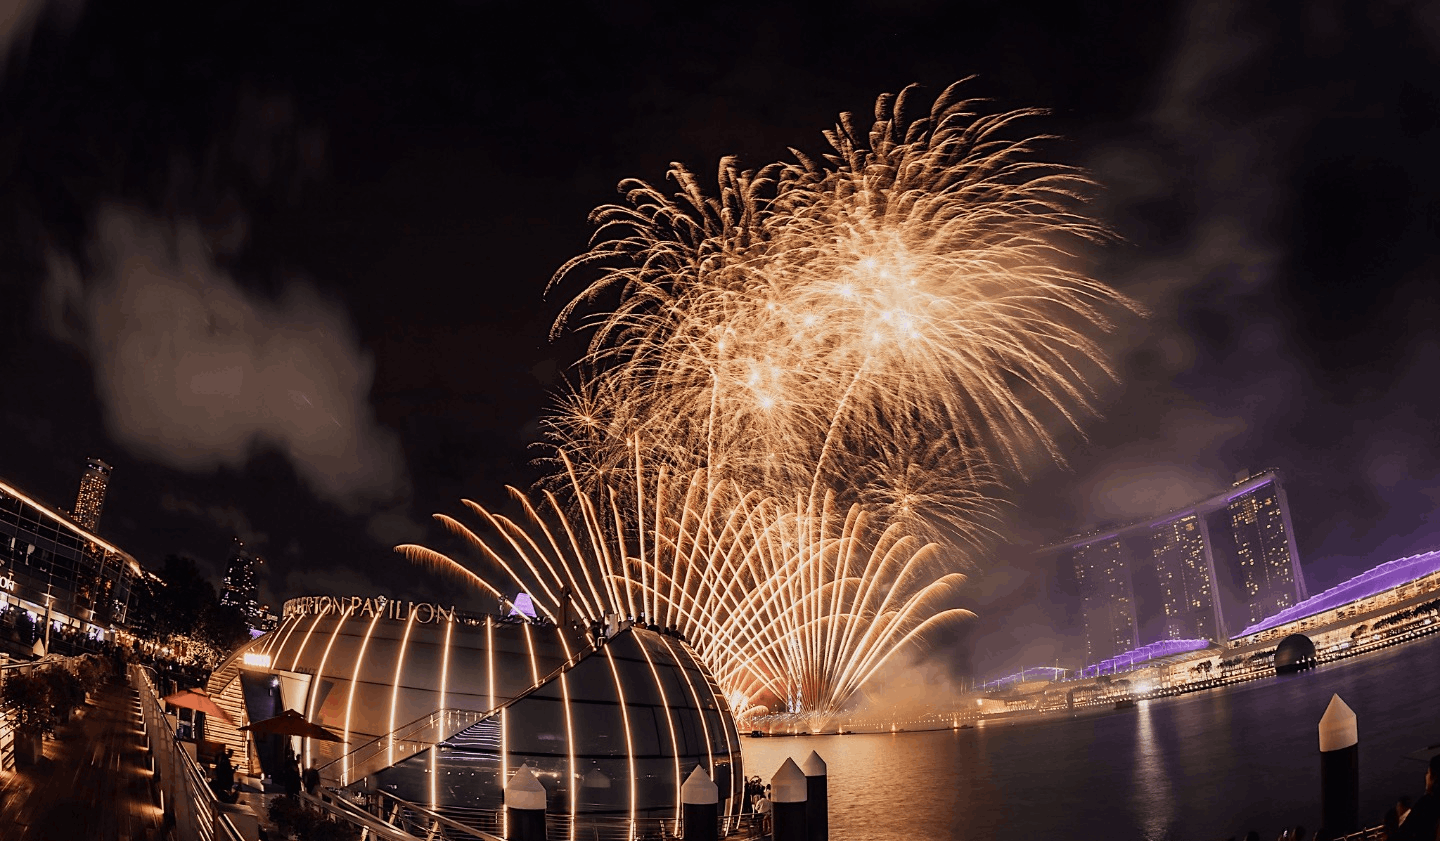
[304,765,320,796]
[1396,755,1440,840]
[280,748,302,796]
[213,750,236,801]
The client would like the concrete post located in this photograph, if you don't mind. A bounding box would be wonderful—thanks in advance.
[801,750,828,840]
[771,757,808,840]
[681,765,719,841]
[505,763,547,841]
[1318,694,1358,839]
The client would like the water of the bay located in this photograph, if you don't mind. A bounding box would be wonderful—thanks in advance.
[741,632,1440,839]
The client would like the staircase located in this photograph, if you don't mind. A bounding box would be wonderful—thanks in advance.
[319,631,606,787]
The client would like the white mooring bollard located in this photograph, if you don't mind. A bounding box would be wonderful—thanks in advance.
[505,763,547,841]
[1318,693,1359,839]
[801,750,828,840]
[681,765,719,841]
[771,757,809,840]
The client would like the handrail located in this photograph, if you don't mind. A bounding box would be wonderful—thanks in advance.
[320,630,606,786]
[131,663,243,840]
[369,789,502,841]
[298,789,415,840]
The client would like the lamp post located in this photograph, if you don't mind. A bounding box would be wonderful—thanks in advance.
[42,590,54,652]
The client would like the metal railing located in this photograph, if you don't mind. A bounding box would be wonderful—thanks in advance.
[320,706,494,787]
[131,663,243,841]
[298,788,416,840]
[389,802,769,841]
[365,789,501,841]
[322,633,604,786]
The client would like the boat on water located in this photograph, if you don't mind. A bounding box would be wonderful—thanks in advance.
[1114,699,1138,710]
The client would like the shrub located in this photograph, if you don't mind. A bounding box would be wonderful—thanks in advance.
[3,669,57,737]
[45,667,86,716]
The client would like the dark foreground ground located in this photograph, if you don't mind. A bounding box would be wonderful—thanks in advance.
[0,678,162,840]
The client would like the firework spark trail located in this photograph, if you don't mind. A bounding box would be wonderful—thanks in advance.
[542,82,1138,539]
[398,459,975,722]
[402,82,1135,722]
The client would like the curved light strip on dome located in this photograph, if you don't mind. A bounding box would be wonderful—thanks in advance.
[289,612,327,672]
[432,615,453,811]
[265,615,303,659]
[660,635,714,775]
[636,634,683,823]
[343,609,385,785]
[388,611,418,768]
[305,607,354,769]
[603,645,637,830]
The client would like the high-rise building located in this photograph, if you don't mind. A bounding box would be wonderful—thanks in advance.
[1151,513,1224,641]
[219,537,265,627]
[72,458,112,532]
[1044,469,1307,659]
[1072,537,1137,664]
[1226,476,1307,627]
[0,476,141,634]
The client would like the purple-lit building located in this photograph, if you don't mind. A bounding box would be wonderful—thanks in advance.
[1072,537,1138,664]
[1045,470,1308,659]
[1226,477,1308,627]
[1232,547,1440,647]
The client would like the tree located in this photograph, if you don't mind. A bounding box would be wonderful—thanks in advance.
[198,602,252,656]
[131,555,252,668]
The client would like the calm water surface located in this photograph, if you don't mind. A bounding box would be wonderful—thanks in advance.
[741,633,1440,839]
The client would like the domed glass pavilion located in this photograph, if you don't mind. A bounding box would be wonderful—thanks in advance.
[204,596,743,829]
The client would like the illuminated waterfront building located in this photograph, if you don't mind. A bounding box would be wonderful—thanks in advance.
[219,537,273,630]
[0,476,140,637]
[1073,537,1137,663]
[1047,470,1306,658]
[1152,514,1224,641]
[1233,547,1440,647]
[207,596,742,832]
[71,457,112,532]
[1225,476,1307,627]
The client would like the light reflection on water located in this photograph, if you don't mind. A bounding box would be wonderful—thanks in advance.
[741,632,1440,840]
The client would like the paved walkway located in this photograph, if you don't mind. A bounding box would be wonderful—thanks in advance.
[0,679,164,840]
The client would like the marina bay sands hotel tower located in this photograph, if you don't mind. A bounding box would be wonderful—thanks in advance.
[1046,470,1309,662]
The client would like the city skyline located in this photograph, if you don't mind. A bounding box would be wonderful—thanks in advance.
[3,3,1440,684]
[1051,471,1309,662]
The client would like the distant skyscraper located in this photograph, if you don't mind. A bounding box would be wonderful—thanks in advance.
[72,458,112,531]
[1226,476,1307,627]
[1073,537,1138,664]
[1151,513,1224,641]
[219,537,263,626]
[1044,469,1306,656]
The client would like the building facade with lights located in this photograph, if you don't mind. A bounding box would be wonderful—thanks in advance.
[1072,537,1138,663]
[1048,470,1307,661]
[219,537,275,631]
[1231,548,1440,649]
[71,457,113,532]
[206,596,743,829]
[0,477,141,640]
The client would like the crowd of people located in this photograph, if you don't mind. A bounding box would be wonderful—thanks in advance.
[1257,755,1440,840]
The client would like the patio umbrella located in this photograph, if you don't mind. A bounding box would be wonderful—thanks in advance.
[240,709,343,742]
[163,687,236,726]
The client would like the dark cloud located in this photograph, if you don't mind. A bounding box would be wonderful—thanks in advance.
[42,205,408,514]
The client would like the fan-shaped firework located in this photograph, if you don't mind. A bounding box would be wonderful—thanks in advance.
[398,456,974,724]
[402,82,1134,721]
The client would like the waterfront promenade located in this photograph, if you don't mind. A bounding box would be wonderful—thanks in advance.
[0,678,162,840]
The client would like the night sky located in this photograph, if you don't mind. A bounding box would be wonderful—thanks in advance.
[3,1,1439,678]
